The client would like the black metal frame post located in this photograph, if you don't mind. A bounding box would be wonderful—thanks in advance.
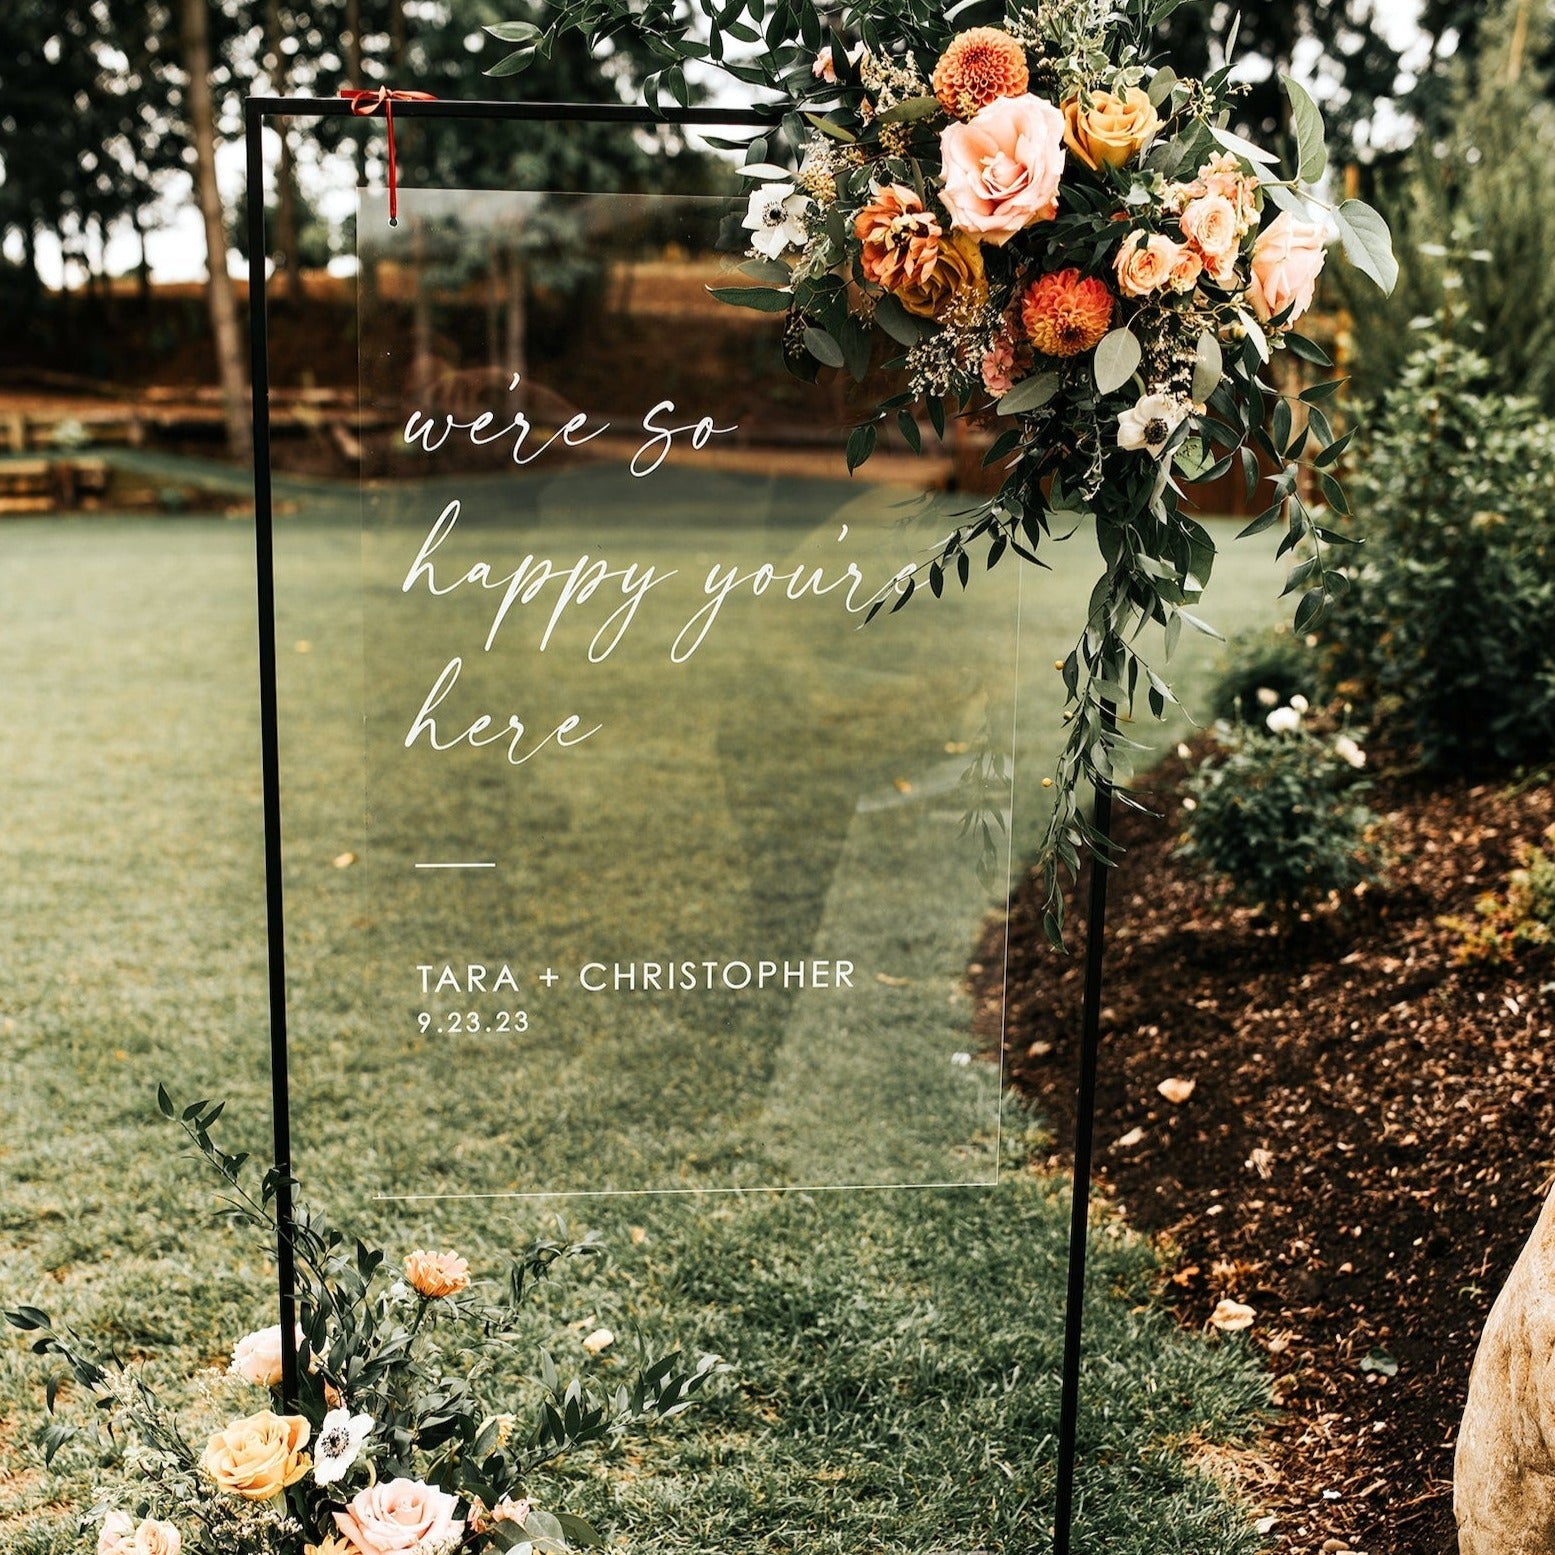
[1051,700,1117,1555]
[242,97,1116,1544]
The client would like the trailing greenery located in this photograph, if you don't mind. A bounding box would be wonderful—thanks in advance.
[1178,716,1381,912]
[1320,338,1555,773]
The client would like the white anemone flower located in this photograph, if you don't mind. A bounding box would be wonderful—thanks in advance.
[1265,705,1303,735]
[312,1407,374,1486]
[1117,393,1188,457]
[742,183,811,260]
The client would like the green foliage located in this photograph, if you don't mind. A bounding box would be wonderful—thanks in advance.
[1178,719,1382,912]
[1320,339,1555,772]
[1332,0,1555,414]
[1443,822,1555,965]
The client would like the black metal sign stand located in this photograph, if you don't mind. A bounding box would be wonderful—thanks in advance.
[242,93,1116,1555]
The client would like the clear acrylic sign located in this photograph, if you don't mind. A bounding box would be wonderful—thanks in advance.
[278,188,1021,1201]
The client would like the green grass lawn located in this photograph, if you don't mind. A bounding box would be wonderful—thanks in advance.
[2,454,1282,1553]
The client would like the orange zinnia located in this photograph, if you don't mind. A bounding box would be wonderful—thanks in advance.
[931,27,1029,120]
[1020,268,1115,358]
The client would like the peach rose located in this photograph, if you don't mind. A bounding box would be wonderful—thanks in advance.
[200,1410,311,1501]
[132,1521,182,1555]
[982,332,1019,396]
[1168,243,1204,292]
[939,93,1066,247]
[1114,231,1182,297]
[403,1249,469,1299]
[1248,211,1328,325]
[230,1324,302,1388]
[1062,87,1160,171]
[491,1496,533,1526]
[333,1477,465,1554]
[1196,151,1260,231]
[1179,193,1240,268]
[99,1511,135,1555]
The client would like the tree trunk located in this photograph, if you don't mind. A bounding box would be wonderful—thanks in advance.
[346,0,377,308]
[178,0,250,459]
[265,0,304,303]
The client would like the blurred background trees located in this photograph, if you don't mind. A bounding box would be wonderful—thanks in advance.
[3,0,1555,450]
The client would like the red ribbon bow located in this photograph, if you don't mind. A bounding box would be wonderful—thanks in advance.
[340,87,438,225]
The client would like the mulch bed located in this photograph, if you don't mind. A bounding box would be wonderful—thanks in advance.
[972,750,1555,1555]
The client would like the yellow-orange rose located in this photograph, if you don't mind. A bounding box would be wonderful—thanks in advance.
[1113,231,1181,297]
[403,1249,470,1299]
[200,1410,311,1501]
[893,229,987,318]
[1062,87,1160,171]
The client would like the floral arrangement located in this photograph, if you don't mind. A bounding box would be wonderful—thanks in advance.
[4,1093,718,1554]
[491,0,1398,942]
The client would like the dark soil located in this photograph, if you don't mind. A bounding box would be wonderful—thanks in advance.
[974,751,1555,1555]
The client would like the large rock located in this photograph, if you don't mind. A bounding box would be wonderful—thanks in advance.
[1456,1185,1555,1554]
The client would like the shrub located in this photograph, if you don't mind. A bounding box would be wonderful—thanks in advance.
[1319,340,1555,773]
[1178,715,1382,913]
[1207,627,1315,725]
[1443,824,1555,965]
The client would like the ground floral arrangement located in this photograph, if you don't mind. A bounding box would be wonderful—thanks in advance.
[491,0,1398,941]
[4,1095,717,1554]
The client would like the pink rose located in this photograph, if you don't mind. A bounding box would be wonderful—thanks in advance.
[1248,211,1328,326]
[939,93,1066,247]
[230,1325,302,1388]
[99,1511,135,1555]
[334,1478,465,1554]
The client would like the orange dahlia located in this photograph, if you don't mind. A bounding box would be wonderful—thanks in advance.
[854,184,943,294]
[931,27,1029,120]
[1020,269,1114,358]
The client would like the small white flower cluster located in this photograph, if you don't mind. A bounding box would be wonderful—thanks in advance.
[859,48,928,114]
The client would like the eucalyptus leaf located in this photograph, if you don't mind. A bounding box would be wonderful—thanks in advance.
[738,162,794,180]
[707,284,791,313]
[1093,328,1142,396]
[1280,73,1328,184]
[878,94,941,124]
[803,326,846,368]
[484,21,541,42]
[873,293,925,346]
[1209,124,1280,166]
[1191,330,1223,403]
[996,372,1061,415]
[1334,198,1400,294]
